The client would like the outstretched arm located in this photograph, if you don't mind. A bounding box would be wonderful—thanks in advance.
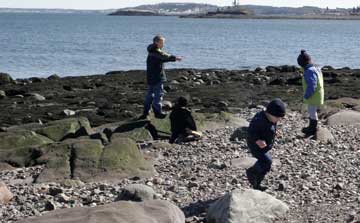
[150,49,181,62]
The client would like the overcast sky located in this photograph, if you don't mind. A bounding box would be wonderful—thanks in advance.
[0,0,358,10]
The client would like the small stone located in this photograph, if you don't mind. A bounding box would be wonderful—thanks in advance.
[0,90,6,99]
[277,181,287,191]
[334,183,344,190]
[62,109,76,116]
[56,193,70,203]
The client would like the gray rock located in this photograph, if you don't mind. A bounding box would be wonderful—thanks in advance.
[315,127,334,143]
[116,184,156,202]
[16,200,185,223]
[28,93,46,101]
[207,189,289,223]
[327,110,360,126]
[230,157,257,169]
[0,90,6,99]
[63,109,76,116]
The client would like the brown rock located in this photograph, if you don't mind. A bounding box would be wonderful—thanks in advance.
[0,182,13,204]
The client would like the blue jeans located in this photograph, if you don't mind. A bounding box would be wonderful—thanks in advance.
[250,149,272,175]
[144,82,164,114]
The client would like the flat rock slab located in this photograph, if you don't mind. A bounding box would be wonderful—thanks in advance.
[327,110,360,126]
[16,200,185,223]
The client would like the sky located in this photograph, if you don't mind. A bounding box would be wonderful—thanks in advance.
[0,0,358,10]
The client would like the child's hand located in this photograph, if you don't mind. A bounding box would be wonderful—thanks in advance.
[256,140,267,149]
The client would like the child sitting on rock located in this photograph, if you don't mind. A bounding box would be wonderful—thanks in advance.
[169,97,202,144]
[246,98,286,191]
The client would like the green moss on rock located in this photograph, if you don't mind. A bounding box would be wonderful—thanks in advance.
[100,137,153,175]
[0,131,53,167]
[35,117,91,141]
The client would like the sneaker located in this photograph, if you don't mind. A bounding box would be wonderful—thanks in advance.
[138,113,149,120]
[154,112,167,119]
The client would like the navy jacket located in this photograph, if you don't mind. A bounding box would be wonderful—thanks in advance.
[247,111,277,153]
[146,44,176,85]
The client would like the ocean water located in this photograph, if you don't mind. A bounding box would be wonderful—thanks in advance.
[1,12,360,78]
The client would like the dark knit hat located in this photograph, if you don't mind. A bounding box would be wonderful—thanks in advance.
[177,96,188,107]
[297,50,312,68]
[266,98,286,118]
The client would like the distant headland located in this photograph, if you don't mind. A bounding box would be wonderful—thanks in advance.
[109,2,360,20]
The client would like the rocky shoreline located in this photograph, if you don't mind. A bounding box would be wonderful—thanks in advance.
[0,66,359,128]
[180,14,360,20]
[1,66,360,223]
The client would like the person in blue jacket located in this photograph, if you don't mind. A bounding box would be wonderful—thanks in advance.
[297,50,324,136]
[140,35,182,120]
[246,98,286,191]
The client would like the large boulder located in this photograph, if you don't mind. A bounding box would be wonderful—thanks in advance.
[0,72,14,85]
[35,137,154,183]
[0,182,13,204]
[16,200,185,223]
[202,112,249,131]
[207,189,289,223]
[326,110,360,126]
[150,112,247,135]
[0,162,16,171]
[0,131,53,167]
[99,137,155,181]
[111,120,153,142]
[320,98,360,119]
[35,142,73,183]
[35,117,91,141]
[35,139,103,183]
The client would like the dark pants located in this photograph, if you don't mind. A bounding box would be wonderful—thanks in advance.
[250,149,272,175]
[143,82,164,114]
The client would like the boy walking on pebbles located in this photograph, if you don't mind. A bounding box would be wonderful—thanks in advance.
[139,35,182,120]
[246,98,286,191]
[297,50,324,137]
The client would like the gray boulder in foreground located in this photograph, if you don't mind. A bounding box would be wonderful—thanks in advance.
[207,189,289,223]
[16,200,185,223]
